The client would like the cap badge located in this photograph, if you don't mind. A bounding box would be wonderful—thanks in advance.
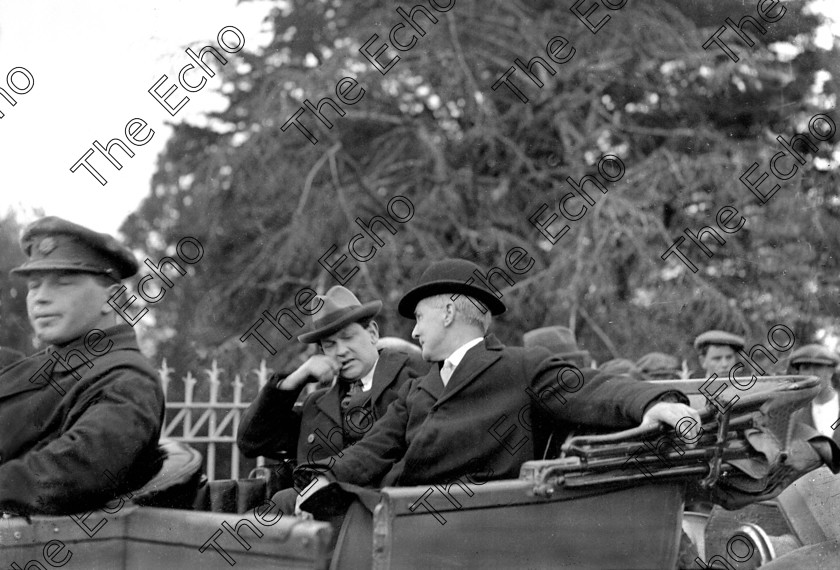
[38,237,57,256]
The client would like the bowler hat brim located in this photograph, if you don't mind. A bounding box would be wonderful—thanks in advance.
[298,301,382,343]
[398,280,506,318]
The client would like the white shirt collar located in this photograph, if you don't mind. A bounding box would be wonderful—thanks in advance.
[443,337,484,372]
[811,392,839,437]
[358,356,378,392]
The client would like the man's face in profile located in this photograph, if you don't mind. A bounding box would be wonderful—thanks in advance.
[26,271,116,345]
[412,298,448,362]
[700,344,737,377]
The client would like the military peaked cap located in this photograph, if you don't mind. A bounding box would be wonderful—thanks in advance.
[10,216,139,280]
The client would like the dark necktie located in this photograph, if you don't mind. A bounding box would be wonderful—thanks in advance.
[341,379,364,411]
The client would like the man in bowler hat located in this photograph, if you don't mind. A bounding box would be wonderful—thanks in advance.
[0,217,164,515]
[294,258,700,512]
[237,285,427,515]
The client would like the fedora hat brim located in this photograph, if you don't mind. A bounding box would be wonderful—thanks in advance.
[398,280,506,318]
[298,301,382,343]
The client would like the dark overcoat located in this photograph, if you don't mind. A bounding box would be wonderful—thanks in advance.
[0,324,164,515]
[311,335,684,488]
[237,349,428,465]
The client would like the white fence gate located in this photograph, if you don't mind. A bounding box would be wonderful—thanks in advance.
[159,359,272,480]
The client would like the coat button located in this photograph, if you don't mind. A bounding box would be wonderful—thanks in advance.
[307,434,315,443]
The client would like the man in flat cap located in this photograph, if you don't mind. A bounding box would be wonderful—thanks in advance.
[0,217,164,515]
[636,352,683,380]
[294,258,700,513]
[693,329,745,379]
[788,344,840,443]
[237,285,427,515]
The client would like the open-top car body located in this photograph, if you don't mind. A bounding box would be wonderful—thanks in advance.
[2,374,837,569]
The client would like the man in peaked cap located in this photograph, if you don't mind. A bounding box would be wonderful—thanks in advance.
[522,325,592,369]
[788,344,840,443]
[0,217,165,515]
[237,285,428,515]
[693,329,745,378]
[294,258,700,514]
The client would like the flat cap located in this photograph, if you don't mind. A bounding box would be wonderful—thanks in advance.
[598,358,642,378]
[789,344,840,368]
[636,352,680,374]
[693,330,745,351]
[10,216,139,280]
[522,326,592,368]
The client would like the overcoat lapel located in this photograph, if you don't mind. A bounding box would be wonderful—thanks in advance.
[0,354,51,401]
[314,382,344,427]
[0,326,140,402]
[416,364,445,401]
[436,339,502,407]
[368,351,404,407]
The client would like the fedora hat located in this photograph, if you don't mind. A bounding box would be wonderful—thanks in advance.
[298,286,382,343]
[397,258,506,318]
[522,326,591,366]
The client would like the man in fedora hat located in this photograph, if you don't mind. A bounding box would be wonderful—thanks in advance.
[787,344,840,444]
[237,285,427,514]
[293,258,700,513]
[0,217,164,515]
[693,329,745,378]
[522,325,592,369]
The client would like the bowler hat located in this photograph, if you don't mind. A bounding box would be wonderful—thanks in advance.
[789,344,840,368]
[397,258,506,318]
[298,286,382,343]
[523,326,591,366]
[10,216,138,280]
[693,330,745,351]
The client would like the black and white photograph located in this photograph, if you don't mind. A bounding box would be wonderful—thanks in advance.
[1,1,840,568]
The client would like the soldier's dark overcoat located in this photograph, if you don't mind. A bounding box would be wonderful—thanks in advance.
[0,324,164,514]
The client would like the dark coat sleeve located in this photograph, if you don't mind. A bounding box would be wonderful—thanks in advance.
[0,362,163,515]
[527,352,685,427]
[237,375,306,460]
